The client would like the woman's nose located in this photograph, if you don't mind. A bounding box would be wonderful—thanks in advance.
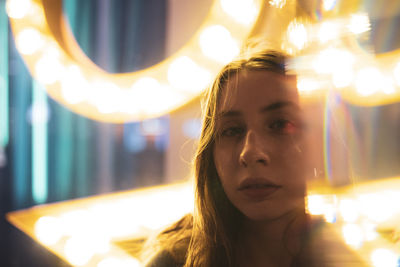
[239,131,270,167]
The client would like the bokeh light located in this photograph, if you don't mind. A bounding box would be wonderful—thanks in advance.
[220,0,258,25]
[16,28,44,55]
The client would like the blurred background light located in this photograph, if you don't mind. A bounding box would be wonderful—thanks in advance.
[355,67,382,96]
[342,223,364,248]
[6,0,32,19]
[34,216,62,246]
[287,20,308,51]
[199,25,240,64]
[347,13,370,35]
[60,65,88,104]
[167,56,211,93]
[220,0,258,25]
[15,28,44,55]
[370,248,399,267]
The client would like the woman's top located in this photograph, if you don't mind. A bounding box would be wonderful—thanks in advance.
[145,216,369,267]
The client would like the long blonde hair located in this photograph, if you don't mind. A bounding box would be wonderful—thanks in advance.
[144,49,290,267]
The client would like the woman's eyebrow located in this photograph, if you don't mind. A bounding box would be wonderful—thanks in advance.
[259,101,299,113]
[216,110,242,121]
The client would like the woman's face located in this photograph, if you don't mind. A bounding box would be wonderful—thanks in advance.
[213,70,307,222]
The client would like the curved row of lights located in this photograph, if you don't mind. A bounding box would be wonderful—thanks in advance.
[30,179,400,267]
[285,13,400,106]
[6,0,263,122]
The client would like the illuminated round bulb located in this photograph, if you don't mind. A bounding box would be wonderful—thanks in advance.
[318,22,339,43]
[6,0,32,19]
[370,249,399,267]
[355,67,382,96]
[126,78,186,116]
[16,28,44,55]
[348,13,370,35]
[382,76,396,95]
[220,0,258,25]
[297,78,319,93]
[306,195,325,215]
[35,49,64,85]
[362,222,377,241]
[168,56,211,93]
[28,102,50,125]
[313,48,355,75]
[339,198,359,223]
[64,236,95,266]
[287,20,308,50]
[393,62,400,86]
[88,81,121,114]
[323,0,336,11]
[61,65,88,104]
[199,25,240,64]
[342,224,364,248]
[332,67,353,88]
[34,216,62,245]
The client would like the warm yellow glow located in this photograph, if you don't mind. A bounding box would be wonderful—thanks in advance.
[35,48,64,85]
[199,25,240,64]
[88,81,122,114]
[370,248,399,267]
[64,236,95,266]
[268,0,286,9]
[34,216,62,245]
[306,195,325,215]
[357,192,399,223]
[287,20,308,51]
[167,56,212,93]
[323,0,336,11]
[16,28,44,55]
[347,13,370,35]
[355,67,382,96]
[361,221,377,241]
[339,198,359,223]
[6,0,32,19]
[381,76,396,95]
[393,62,400,86]
[332,67,354,88]
[60,65,88,104]
[342,223,364,248]
[98,257,142,267]
[313,48,355,75]
[8,0,262,122]
[297,77,320,93]
[220,0,258,25]
[126,77,185,116]
[318,22,339,44]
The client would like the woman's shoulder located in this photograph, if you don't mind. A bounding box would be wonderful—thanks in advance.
[302,215,369,267]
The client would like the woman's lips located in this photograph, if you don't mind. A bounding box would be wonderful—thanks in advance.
[238,178,281,200]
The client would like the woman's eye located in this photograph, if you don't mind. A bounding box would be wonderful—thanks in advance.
[221,127,244,137]
[269,119,297,134]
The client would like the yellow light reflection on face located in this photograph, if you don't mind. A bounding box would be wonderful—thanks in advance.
[220,0,258,25]
[6,0,32,19]
[199,25,240,64]
[297,77,320,93]
[167,56,212,93]
[34,216,62,245]
[16,28,44,55]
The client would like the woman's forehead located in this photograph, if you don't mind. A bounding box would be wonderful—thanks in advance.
[218,70,298,111]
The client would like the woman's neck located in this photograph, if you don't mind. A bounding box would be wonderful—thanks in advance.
[237,208,308,267]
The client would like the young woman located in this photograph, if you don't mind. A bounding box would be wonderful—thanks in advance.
[142,49,367,267]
